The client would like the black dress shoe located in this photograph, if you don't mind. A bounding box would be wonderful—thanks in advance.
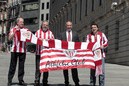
[75,84,80,86]
[90,83,95,86]
[75,83,80,86]
[35,83,40,86]
[65,84,69,86]
[7,82,12,86]
[19,80,25,85]
[43,83,49,86]
[34,80,40,86]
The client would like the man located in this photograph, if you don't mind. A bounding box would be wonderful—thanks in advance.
[86,23,108,86]
[34,21,54,86]
[58,21,80,86]
[8,17,28,86]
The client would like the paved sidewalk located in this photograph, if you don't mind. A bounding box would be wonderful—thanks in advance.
[0,52,129,86]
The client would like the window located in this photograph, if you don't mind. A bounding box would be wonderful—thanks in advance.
[67,11,68,20]
[115,20,119,51]
[46,2,49,9]
[80,0,82,20]
[105,25,108,38]
[24,17,38,25]
[11,9,13,16]
[99,0,102,6]
[92,0,94,11]
[85,0,88,16]
[42,3,44,9]
[52,0,55,4]
[0,25,2,35]
[41,14,44,21]
[13,9,15,17]
[46,13,49,20]
[22,3,39,11]
[22,0,38,4]
[71,8,72,21]
[75,3,77,24]
[105,25,109,53]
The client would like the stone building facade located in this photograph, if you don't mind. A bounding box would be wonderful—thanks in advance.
[49,0,129,65]
[39,0,50,28]
[0,0,8,51]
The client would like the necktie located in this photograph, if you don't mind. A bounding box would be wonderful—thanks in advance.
[68,31,71,41]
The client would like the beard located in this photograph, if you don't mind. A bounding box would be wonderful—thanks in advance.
[43,27,48,31]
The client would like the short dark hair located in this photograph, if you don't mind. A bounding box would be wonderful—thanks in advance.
[90,23,100,34]
[90,22,99,28]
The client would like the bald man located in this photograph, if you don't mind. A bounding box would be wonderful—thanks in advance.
[58,21,80,86]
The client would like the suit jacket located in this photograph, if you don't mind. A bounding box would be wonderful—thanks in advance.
[58,30,79,42]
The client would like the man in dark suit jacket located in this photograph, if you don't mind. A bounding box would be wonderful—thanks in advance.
[58,21,80,86]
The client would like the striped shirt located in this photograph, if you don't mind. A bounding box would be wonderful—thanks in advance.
[86,31,108,57]
[9,26,28,53]
[35,28,54,55]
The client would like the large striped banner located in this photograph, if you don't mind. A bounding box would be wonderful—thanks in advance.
[40,48,95,72]
[20,30,102,73]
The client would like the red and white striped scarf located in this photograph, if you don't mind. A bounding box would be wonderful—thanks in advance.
[20,30,98,50]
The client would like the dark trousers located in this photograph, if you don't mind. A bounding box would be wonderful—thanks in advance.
[90,69,96,86]
[35,55,49,84]
[90,58,105,86]
[63,68,79,85]
[8,52,26,83]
